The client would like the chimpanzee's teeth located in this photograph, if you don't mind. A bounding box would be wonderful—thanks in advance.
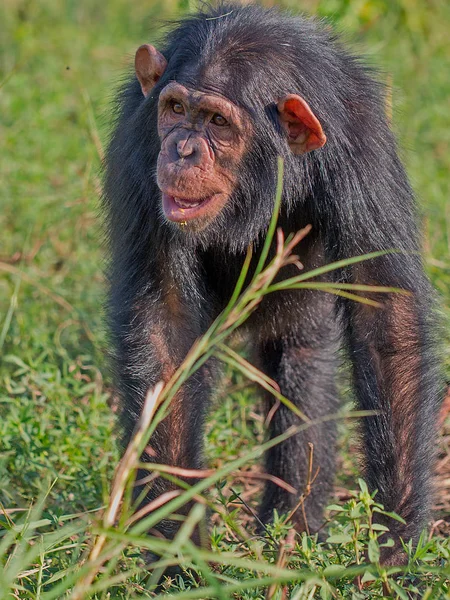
[174,198,201,208]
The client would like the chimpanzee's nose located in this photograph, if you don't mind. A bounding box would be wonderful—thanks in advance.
[168,132,213,169]
[176,137,196,159]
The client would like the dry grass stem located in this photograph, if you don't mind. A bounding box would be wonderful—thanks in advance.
[134,464,296,494]
[70,382,164,600]
[265,529,296,600]
[282,443,319,533]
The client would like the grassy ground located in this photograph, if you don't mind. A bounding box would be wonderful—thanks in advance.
[1,0,449,597]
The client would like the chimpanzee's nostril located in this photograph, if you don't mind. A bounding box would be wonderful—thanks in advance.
[177,138,195,158]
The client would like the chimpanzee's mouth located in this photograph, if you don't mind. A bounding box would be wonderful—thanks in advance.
[173,197,202,208]
[162,192,216,222]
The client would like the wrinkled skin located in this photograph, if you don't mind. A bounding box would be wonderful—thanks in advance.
[156,82,251,228]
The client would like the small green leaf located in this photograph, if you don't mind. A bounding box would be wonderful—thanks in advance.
[358,479,369,494]
[371,524,389,531]
[327,504,345,512]
[323,564,346,579]
[320,583,332,600]
[373,508,406,524]
[388,579,410,599]
[380,537,395,547]
[361,570,377,583]
[368,538,380,563]
[326,534,353,544]
[349,506,364,519]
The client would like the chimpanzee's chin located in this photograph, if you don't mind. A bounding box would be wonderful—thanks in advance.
[166,215,214,241]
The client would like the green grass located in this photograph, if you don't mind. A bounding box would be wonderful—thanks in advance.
[1,0,449,597]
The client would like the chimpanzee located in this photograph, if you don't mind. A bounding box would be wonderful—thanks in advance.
[104,3,440,563]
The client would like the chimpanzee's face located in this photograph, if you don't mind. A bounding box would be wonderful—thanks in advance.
[134,43,326,234]
[156,82,251,230]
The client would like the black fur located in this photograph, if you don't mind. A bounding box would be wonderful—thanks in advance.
[104,3,441,559]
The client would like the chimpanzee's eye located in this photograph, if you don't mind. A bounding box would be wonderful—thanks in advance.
[211,113,228,126]
[172,102,185,115]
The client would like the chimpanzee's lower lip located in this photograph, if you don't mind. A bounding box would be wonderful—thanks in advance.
[162,193,215,222]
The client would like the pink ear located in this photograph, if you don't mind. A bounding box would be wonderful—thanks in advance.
[135,44,167,97]
[277,94,326,154]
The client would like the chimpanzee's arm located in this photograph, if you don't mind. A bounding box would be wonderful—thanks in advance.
[109,247,214,541]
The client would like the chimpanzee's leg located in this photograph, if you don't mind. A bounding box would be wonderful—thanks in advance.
[345,271,441,563]
[256,293,341,533]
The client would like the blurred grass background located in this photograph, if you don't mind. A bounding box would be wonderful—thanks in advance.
[0,0,449,597]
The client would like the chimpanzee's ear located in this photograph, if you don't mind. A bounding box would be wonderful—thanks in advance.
[277,94,326,154]
[135,44,167,97]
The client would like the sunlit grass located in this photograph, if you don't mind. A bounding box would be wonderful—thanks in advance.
[0,0,449,597]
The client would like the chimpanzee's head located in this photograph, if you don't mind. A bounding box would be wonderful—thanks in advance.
[133,13,327,242]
